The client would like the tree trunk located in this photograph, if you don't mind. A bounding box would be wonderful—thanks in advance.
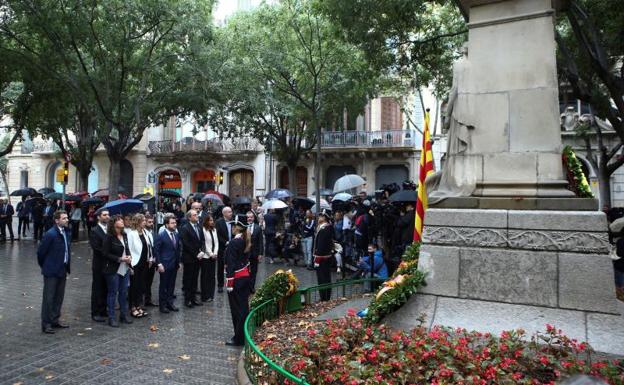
[288,163,297,196]
[598,166,612,209]
[108,157,121,199]
[78,165,91,193]
[314,118,321,211]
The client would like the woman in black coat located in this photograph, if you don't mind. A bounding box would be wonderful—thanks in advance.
[102,215,133,327]
[224,219,252,346]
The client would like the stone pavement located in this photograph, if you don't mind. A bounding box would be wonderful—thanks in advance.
[0,239,318,385]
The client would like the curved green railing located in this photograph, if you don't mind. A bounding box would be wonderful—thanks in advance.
[243,278,383,385]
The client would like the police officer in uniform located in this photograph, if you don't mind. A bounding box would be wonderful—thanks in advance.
[224,216,252,346]
[313,210,334,301]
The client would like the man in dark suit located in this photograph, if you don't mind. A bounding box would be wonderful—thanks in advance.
[88,208,110,322]
[179,209,205,308]
[246,211,263,292]
[32,201,45,241]
[215,206,233,293]
[43,201,57,231]
[263,209,278,263]
[0,198,15,242]
[154,215,181,313]
[37,210,71,334]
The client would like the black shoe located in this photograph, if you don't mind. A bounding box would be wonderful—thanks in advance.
[167,305,179,312]
[119,317,133,324]
[159,307,170,314]
[225,338,244,347]
[51,323,69,329]
[108,319,119,328]
[195,291,201,295]
[191,300,203,306]
[172,294,177,299]
[184,301,195,308]
[144,301,157,307]
[217,287,224,293]
[91,315,106,323]
[42,326,55,334]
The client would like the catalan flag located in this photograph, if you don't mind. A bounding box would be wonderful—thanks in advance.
[414,109,434,242]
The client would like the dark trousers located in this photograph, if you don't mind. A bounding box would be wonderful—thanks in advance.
[0,219,14,240]
[18,217,29,237]
[41,275,67,329]
[71,221,79,242]
[44,218,53,231]
[34,221,44,240]
[227,277,251,344]
[217,253,225,288]
[144,263,157,303]
[199,258,216,300]
[183,260,200,301]
[249,257,259,290]
[90,269,107,317]
[315,258,332,301]
[159,268,177,308]
[129,262,147,307]
[105,273,129,320]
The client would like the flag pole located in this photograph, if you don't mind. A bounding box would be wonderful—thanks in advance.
[414,108,434,242]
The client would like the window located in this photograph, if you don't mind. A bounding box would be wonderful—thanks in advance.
[20,170,29,189]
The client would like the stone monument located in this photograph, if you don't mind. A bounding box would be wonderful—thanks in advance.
[411,0,621,353]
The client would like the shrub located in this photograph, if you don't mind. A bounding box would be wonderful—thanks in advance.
[563,145,593,198]
[250,269,299,309]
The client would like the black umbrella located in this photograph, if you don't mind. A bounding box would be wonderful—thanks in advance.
[134,193,154,201]
[292,197,314,209]
[388,189,418,203]
[65,195,83,202]
[25,197,46,208]
[38,187,56,195]
[232,196,252,205]
[191,192,205,201]
[82,197,104,206]
[44,192,63,201]
[159,190,182,198]
[10,187,37,197]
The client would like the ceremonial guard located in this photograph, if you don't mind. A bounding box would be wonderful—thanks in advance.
[313,210,334,301]
[224,217,252,346]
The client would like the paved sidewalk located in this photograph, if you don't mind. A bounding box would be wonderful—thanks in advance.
[0,240,317,385]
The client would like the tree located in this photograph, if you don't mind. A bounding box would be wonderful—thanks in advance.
[1,0,214,197]
[211,1,380,204]
[556,0,624,208]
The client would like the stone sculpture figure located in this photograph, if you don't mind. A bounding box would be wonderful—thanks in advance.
[427,45,478,204]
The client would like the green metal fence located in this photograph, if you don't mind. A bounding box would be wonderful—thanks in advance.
[243,278,383,385]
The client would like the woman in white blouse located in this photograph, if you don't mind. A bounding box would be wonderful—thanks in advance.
[200,214,219,302]
[127,214,150,318]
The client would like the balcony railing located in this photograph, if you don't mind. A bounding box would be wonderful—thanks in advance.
[148,137,262,156]
[320,130,416,148]
[31,140,60,154]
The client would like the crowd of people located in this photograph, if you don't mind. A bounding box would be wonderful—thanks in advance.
[34,183,420,347]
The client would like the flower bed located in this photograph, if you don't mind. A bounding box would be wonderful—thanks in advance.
[256,313,623,385]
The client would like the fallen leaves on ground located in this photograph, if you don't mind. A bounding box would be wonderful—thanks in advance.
[149,324,158,332]
[76,333,84,336]
[163,368,174,374]
[178,354,191,360]
[148,343,160,348]
[44,374,54,380]
[99,358,112,365]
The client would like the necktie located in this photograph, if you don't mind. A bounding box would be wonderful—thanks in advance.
[170,232,176,247]
[144,230,153,260]
[209,230,215,253]
[193,224,199,239]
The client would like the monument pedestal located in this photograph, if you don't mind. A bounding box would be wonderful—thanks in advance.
[418,207,620,315]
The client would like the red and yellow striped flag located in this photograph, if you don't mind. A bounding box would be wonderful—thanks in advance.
[414,109,434,242]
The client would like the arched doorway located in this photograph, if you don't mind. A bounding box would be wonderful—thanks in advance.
[192,169,216,192]
[119,160,134,196]
[229,169,254,198]
[158,169,182,194]
[47,161,63,193]
[375,165,409,189]
[325,165,356,191]
[279,166,308,196]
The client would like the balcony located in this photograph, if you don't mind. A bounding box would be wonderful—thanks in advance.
[320,130,416,149]
[147,137,262,157]
[30,140,61,154]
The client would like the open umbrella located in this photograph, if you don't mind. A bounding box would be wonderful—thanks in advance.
[312,188,333,196]
[38,187,56,195]
[388,189,418,203]
[82,197,105,206]
[92,187,126,197]
[332,192,353,202]
[292,197,314,209]
[333,174,366,194]
[44,192,63,201]
[191,192,205,201]
[64,194,83,202]
[159,190,182,198]
[262,199,288,210]
[265,188,293,200]
[134,193,154,201]
[311,201,332,214]
[232,196,252,206]
[103,199,144,215]
[10,187,37,197]
[204,190,224,198]
[25,196,46,209]
[202,194,223,206]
